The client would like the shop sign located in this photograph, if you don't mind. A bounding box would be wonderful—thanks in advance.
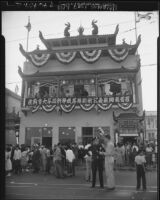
[119,120,138,129]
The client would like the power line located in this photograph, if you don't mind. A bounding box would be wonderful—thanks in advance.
[5,20,156,44]
[3,15,158,31]
[141,64,157,67]
[6,81,21,84]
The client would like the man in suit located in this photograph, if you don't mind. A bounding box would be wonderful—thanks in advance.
[88,137,105,189]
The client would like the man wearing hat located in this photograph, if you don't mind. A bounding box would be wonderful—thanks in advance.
[88,137,105,189]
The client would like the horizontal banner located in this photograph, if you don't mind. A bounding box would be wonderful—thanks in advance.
[26,95,132,106]
[24,95,133,113]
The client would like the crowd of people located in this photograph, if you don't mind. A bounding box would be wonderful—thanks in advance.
[5,140,157,178]
[5,142,80,178]
[113,141,157,168]
[5,134,157,191]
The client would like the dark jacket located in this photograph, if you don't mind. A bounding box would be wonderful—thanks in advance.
[88,144,105,161]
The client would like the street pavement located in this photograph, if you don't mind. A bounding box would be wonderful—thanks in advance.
[5,168,158,200]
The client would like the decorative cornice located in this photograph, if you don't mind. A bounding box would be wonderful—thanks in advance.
[19,34,141,67]
[113,111,145,122]
[18,65,139,80]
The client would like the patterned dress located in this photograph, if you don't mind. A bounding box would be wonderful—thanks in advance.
[5,151,12,171]
[104,141,115,188]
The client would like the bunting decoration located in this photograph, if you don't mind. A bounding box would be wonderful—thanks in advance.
[97,102,112,111]
[60,103,76,113]
[42,104,57,112]
[79,50,102,63]
[108,48,129,62]
[79,103,95,111]
[136,12,153,23]
[118,102,133,110]
[28,53,51,67]
[55,52,77,63]
[19,36,140,67]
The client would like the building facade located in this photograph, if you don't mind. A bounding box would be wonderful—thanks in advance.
[145,111,157,142]
[5,88,21,145]
[18,22,144,148]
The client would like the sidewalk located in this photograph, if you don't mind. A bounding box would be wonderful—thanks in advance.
[5,169,157,200]
[77,164,157,171]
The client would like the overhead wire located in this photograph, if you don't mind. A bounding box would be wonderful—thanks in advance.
[5,19,157,44]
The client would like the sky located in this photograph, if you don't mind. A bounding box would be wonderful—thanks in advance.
[2,11,158,111]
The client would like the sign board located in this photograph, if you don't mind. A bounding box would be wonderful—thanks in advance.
[119,120,138,129]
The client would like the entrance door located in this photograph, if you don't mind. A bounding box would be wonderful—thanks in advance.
[122,137,137,145]
[82,127,93,146]
[42,137,52,148]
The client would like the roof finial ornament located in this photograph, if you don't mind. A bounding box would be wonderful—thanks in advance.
[78,24,84,36]
[122,38,126,44]
[64,22,70,37]
[36,45,40,50]
[92,19,98,35]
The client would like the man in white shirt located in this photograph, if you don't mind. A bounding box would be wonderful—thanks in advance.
[66,146,75,176]
[13,145,22,174]
[132,143,139,152]
[135,150,147,191]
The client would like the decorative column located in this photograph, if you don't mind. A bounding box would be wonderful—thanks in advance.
[23,81,28,107]
[132,82,136,104]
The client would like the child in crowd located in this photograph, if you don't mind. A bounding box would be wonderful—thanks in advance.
[135,149,147,191]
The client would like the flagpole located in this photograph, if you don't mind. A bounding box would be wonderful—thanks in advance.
[134,12,138,43]
[134,12,138,54]
[26,16,30,52]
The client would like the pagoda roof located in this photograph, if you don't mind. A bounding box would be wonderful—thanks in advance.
[18,65,140,81]
[19,24,141,68]
[39,24,119,50]
[113,111,145,122]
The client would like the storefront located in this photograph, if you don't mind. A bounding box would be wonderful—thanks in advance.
[18,21,144,147]
[113,112,145,145]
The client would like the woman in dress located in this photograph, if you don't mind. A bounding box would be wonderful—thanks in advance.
[115,143,123,168]
[5,146,12,177]
[98,129,115,190]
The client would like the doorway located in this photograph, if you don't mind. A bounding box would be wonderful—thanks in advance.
[122,137,137,145]
[42,137,52,148]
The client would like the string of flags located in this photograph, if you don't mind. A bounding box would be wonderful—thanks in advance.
[136,12,153,23]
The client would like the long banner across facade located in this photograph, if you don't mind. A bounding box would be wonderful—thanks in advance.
[25,95,133,113]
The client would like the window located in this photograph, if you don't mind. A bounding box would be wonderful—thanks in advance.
[98,78,132,97]
[60,79,96,98]
[59,127,75,145]
[29,81,58,98]
[82,127,93,146]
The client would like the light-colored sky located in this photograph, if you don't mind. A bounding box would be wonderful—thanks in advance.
[2,11,158,111]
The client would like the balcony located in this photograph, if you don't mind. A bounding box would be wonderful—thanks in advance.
[21,76,136,113]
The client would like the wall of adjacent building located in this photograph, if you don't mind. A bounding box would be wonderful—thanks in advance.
[6,93,21,114]
[5,89,21,145]
[145,112,157,141]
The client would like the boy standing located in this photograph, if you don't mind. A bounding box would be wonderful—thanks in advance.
[135,149,147,191]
